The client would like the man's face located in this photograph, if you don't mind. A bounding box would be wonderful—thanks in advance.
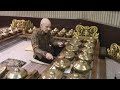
[41,23,51,33]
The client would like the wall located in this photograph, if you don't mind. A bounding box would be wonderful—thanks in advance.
[0,15,120,48]
[0,11,120,48]
[0,11,120,28]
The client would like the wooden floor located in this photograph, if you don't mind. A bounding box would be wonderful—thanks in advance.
[23,62,48,74]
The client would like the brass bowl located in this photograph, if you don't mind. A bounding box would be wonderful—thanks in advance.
[61,28,67,33]
[6,68,27,79]
[0,35,5,39]
[63,51,75,61]
[9,30,16,35]
[87,37,95,43]
[12,29,17,34]
[33,26,37,30]
[53,28,59,32]
[51,30,57,36]
[72,60,91,74]
[80,38,87,42]
[51,28,59,36]
[1,32,8,38]
[27,28,33,34]
[57,32,65,37]
[72,37,83,42]
[53,58,71,71]
[117,53,120,60]
[65,32,73,38]
[69,39,81,47]
[41,69,63,79]
[68,29,74,33]
[81,47,94,54]
[72,38,80,42]
[17,28,23,33]
[13,28,19,33]
[78,52,93,63]
[84,42,95,48]
[66,45,79,53]
[7,33,12,37]
[12,30,17,34]
[66,73,86,79]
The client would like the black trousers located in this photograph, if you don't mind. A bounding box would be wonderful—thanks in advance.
[52,46,64,56]
[34,55,53,64]
[34,47,64,64]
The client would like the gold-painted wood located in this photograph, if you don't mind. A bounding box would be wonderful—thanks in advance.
[73,24,99,40]
[10,19,34,34]
[107,43,120,62]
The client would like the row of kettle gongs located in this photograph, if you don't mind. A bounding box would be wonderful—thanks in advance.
[0,64,41,79]
[0,65,28,79]
[0,28,22,40]
[38,44,94,79]
[63,37,96,78]
[65,42,95,60]
[38,68,87,79]
[63,39,95,77]
[57,37,96,68]
[39,48,94,79]
[38,37,96,79]
[62,49,94,73]
[60,48,94,65]
[39,57,93,79]
[51,28,74,38]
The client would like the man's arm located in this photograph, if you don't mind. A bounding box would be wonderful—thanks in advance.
[31,31,47,57]
[49,33,64,46]
[49,34,58,46]
[50,36,65,47]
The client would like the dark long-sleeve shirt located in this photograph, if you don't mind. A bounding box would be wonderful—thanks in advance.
[31,29,57,60]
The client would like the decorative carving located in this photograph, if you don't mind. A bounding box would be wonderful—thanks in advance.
[107,43,120,62]
[73,24,99,40]
[10,19,34,34]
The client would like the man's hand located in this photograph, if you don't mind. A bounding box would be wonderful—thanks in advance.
[46,53,54,60]
[57,42,64,47]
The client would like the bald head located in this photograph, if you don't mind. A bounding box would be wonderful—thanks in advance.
[40,18,51,33]
[40,18,51,25]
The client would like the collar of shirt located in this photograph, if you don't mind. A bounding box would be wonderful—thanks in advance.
[41,31,47,35]
[37,30,47,36]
